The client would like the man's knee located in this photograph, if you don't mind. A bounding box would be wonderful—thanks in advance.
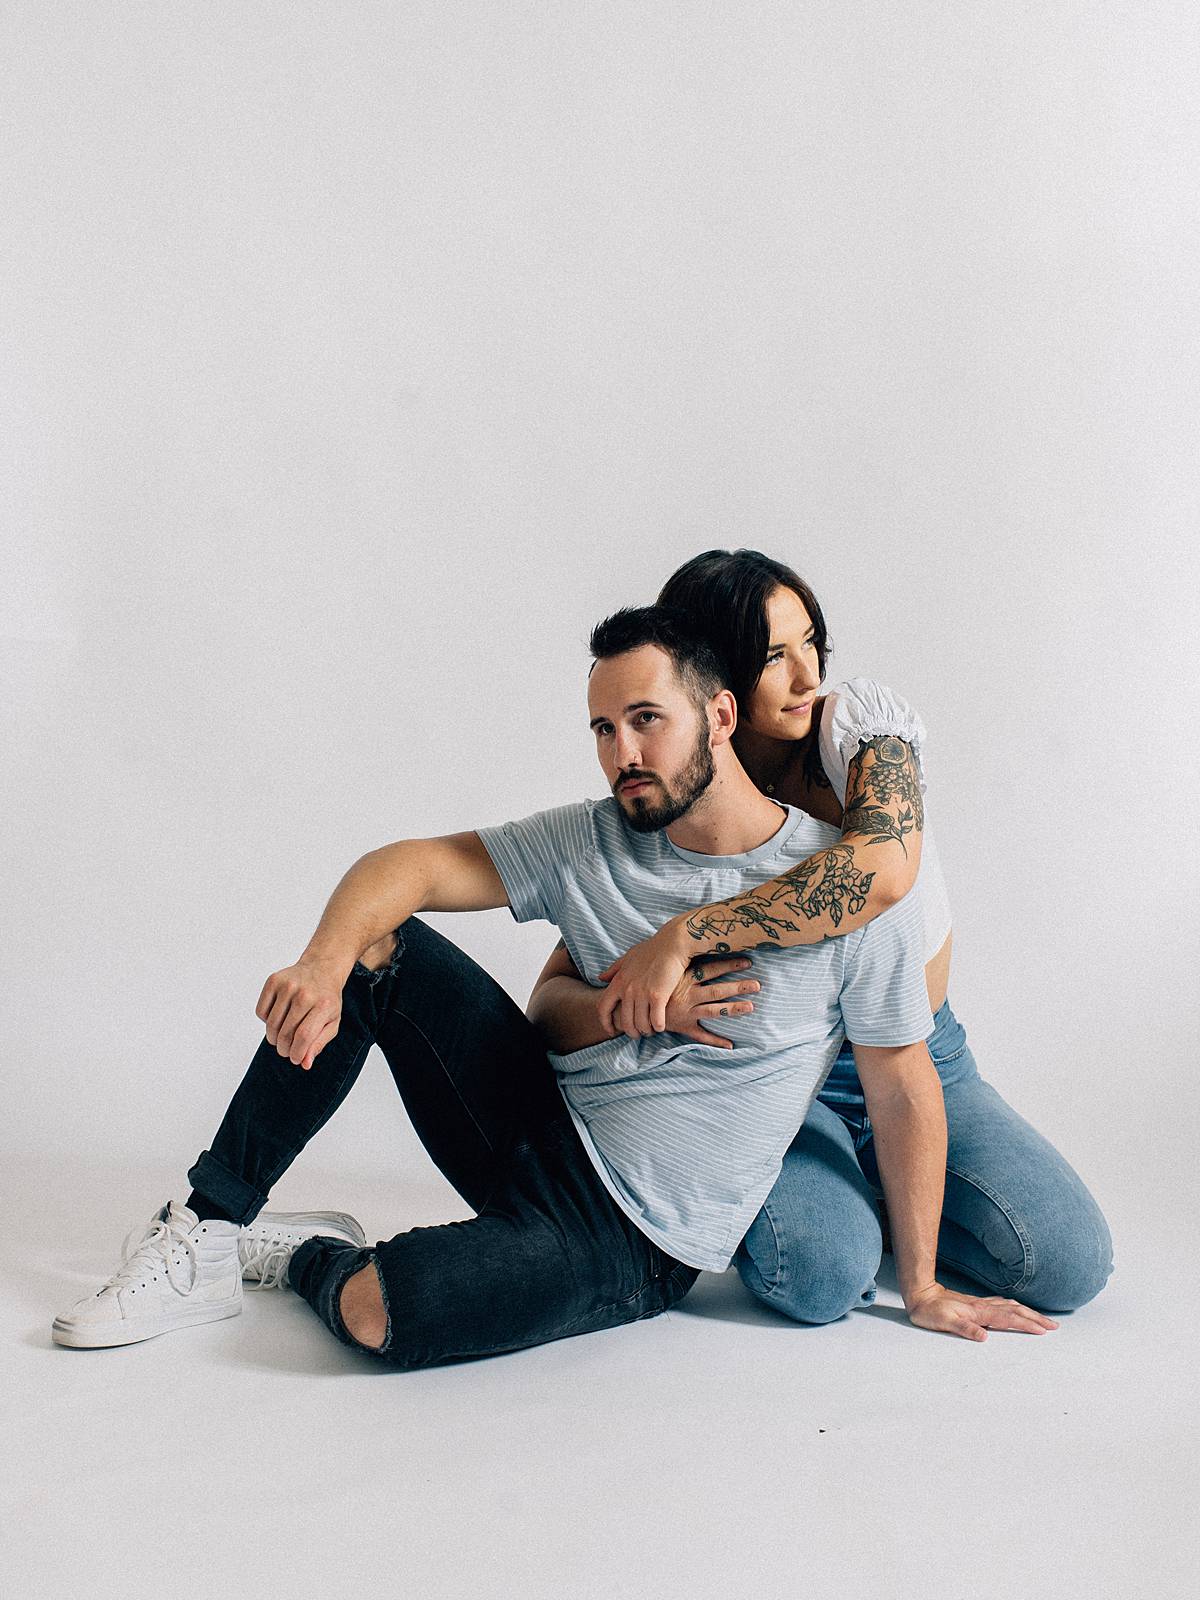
[339,1260,388,1349]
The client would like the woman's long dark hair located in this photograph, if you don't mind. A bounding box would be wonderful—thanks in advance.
[657,549,832,712]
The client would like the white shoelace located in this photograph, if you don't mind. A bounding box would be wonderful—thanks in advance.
[239,1235,295,1291]
[102,1210,198,1298]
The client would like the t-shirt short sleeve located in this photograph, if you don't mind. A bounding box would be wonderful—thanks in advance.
[819,677,929,797]
[838,887,934,1046]
[476,802,596,925]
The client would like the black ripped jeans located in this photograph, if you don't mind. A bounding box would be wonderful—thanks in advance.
[187,918,697,1368]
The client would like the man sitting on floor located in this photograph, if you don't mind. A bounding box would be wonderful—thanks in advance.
[53,607,1054,1363]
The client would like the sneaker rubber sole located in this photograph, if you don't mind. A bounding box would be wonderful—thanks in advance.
[51,1294,243,1350]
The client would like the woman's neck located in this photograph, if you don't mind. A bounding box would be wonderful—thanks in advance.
[733,724,815,791]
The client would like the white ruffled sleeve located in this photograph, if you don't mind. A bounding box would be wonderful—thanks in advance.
[817,677,928,802]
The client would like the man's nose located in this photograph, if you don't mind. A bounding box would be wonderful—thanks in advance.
[614,727,642,770]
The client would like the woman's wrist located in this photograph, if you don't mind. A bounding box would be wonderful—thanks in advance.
[662,912,699,962]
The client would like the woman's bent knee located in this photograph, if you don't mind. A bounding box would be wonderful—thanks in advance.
[736,1225,880,1325]
[774,1267,878,1325]
[339,1260,388,1349]
[1023,1216,1114,1312]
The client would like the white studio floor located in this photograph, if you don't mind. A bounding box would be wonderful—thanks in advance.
[1,1149,1192,1600]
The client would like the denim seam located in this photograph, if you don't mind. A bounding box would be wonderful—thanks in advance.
[257,1035,376,1203]
[389,1008,499,1156]
[939,1162,1036,1293]
[745,1195,788,1303]
[930,1044,967,1067]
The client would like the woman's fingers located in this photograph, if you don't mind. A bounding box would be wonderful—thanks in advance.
[618,993,643,1040]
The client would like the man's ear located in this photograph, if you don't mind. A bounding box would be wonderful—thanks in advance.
[708,689,737,746]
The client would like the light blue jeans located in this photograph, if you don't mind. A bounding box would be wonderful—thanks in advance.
[734,1001,1114,1322]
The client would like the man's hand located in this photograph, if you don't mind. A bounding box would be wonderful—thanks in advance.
[255,958,347,1071]
[658,957,761,1049]
[595,917,694,1037]
[904,1284,1060,1342]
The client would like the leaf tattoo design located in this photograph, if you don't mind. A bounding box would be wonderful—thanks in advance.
[684,846,876,944]
[848,736,925,833]
[841,800,918,855]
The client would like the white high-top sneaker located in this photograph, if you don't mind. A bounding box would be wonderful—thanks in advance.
[52,1201,243,1349]
[238,1211,367,1290]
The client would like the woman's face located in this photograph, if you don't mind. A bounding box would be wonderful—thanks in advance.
[743,585,822,741]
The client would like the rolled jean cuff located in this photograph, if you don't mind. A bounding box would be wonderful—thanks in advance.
[186,1150,268,1227]
[350,923,407,989]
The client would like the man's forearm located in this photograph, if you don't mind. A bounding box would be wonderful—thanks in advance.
[299,842,433,982]
[527,975,611,1054]
[854,1042,947,1306]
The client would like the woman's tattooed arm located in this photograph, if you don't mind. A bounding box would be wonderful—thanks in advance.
[840,735,924,857]
[679,735,925,954]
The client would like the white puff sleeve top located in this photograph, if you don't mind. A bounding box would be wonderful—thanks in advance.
[816,677,952,960]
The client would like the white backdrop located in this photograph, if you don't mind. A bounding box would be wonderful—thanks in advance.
[3,2,1197,1244]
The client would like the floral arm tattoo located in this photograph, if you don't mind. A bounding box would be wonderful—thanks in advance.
[681,735,923,951]
[840,735,924,857]
[685,846,876,947]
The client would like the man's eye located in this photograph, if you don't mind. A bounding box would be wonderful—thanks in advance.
[637,712,658,725]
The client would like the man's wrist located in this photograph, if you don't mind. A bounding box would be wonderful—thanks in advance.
[298,938,358,985]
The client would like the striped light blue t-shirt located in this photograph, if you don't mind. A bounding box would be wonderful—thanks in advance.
[478,797,933,1272]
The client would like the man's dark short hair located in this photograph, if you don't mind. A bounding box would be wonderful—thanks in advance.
[588,605,729,711]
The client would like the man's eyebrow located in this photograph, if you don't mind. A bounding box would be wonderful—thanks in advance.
[589,701,665,729]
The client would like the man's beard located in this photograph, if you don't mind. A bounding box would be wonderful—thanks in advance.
[616,716,715,833]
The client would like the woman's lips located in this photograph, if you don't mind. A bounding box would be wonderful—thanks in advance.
[783,699,814,715]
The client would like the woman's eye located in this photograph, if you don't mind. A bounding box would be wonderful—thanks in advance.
[765,650,784,665]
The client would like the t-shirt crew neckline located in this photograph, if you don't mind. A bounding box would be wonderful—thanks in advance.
[662,800,801,868]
